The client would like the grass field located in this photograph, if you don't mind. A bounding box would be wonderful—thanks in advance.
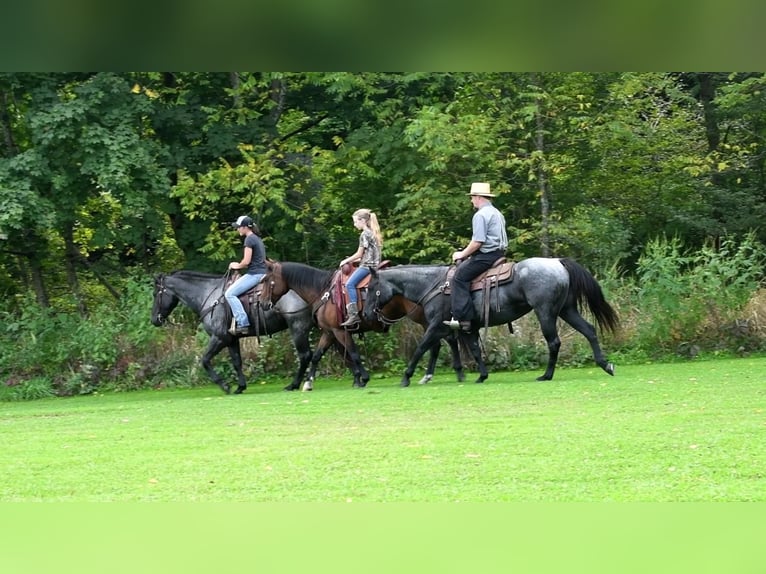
[2,356,764,502]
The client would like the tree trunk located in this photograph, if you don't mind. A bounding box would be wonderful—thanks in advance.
[533,77,551,257]
[23,255,50,309]
[62,225,88,316]
[0,89,19,156]
[229,72,241,108]
[77,255,122,300]
[697,73,720,153]
[269,77,286,127]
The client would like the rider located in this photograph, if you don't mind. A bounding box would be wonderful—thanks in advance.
[339,208,383,327]
[444,182,508,331]
[225,215,267,336]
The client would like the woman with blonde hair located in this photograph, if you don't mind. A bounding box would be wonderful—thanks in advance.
[339,208,383,327]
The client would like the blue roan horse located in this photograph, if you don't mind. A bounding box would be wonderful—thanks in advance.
[151,271,315,394]
[362,257,619,386]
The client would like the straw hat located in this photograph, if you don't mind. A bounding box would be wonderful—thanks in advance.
[468,182,495,197]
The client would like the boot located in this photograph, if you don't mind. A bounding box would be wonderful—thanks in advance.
[340,303,360,327]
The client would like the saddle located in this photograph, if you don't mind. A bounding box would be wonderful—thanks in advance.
[334,261,391,326]
[443,257,515,295]
[443,257,515,336]
[223,273,269,338]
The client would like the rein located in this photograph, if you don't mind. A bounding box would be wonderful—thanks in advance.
[198,271,230,320]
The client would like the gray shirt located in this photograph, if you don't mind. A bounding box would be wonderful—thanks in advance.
[471,203,508,253]
[244,233,267,274]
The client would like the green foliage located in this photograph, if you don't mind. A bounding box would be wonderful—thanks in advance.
[547,205,635,271]
[636,233,766,353]
[0,276,175,398]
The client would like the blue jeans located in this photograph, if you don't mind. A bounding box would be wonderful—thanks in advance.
[345,267,370,304]
[225,273,265,327]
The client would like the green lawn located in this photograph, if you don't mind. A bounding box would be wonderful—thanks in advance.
[2,357,764,501]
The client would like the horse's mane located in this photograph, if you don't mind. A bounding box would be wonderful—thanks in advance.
[280,262,334,293]
[170,270,225,280]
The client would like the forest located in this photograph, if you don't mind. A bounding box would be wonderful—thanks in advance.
[1,72,765,398]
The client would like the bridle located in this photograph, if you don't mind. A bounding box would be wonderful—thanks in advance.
[153,274,172,324]
[370,270,449,325]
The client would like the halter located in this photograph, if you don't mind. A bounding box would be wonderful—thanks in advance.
[153,274,171,324]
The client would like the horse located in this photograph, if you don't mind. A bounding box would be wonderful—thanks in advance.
[261,261,466,389]
[362,257,619,386]
[151,270,315,394]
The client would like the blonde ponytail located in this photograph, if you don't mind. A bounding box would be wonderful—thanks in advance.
[354,208,383,249]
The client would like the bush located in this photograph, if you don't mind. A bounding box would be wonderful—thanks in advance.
[0,275,174,399]
[635,233,766,354]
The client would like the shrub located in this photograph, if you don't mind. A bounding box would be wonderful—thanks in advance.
[635,233,766,354]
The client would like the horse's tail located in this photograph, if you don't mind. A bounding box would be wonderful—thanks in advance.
[559,258,619,334]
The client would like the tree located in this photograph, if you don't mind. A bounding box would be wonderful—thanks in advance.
[0,73,168,311]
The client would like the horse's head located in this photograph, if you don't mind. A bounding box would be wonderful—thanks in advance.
[151,273,179,326]
[362,268,395,323]
[260,261,290,306]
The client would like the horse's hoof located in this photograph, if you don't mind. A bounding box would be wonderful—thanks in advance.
[605,362,615,376]
[221,384,231,394]
[475,376,486,384]
[234,386,246,394]
[353,381,367,388]
[456,371,466,383]
[284,384,298,391]
[302,381,313,391]
[535,375,552,382]
[418,374,433,385]
[400,380,411,387]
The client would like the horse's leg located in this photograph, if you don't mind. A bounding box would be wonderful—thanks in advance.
[200,336,233,394]
[333,329,369,388]
[559,305,615,376]
[534,307,562,381]
[225,338,248,394]
[418,336,465,384]
[459,331,488,383]
[418,342,441,385]
[446,334,466,382]
[402,325,449,387]
[304,331,335,391]
[284,330,314,392]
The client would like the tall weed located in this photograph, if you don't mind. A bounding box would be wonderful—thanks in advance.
[635,233,765,353]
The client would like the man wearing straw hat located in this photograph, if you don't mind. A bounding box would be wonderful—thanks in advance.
[444,182,508,331]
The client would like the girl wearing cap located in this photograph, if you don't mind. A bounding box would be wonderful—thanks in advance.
[225,215,267,336]
[339,208,383,327]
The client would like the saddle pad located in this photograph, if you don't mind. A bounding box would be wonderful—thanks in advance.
[444,260,515,293]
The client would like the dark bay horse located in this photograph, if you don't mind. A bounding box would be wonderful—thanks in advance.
[151,270,314,394]
[362,257,619,386]
[262,261,466,389]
